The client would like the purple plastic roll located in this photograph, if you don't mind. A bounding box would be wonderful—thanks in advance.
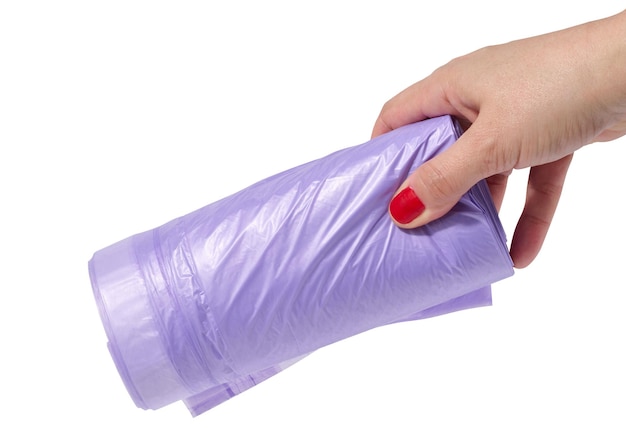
[88,115,514,416]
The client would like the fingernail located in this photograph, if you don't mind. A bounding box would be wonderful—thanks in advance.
[390,187,425,224]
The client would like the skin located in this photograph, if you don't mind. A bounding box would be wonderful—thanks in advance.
[372,9,626,268]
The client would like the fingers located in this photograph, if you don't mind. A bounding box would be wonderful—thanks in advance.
[371,81,432,138]
[389,121,503,228]
[485,172,512,212]
[371,72,474,139]
[509,155,573,268]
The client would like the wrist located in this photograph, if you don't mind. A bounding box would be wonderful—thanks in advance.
[581,11,626,119]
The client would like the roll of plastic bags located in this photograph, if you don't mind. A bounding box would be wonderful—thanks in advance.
[88,115,514,416]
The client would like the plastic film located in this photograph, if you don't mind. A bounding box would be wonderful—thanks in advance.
[88,115,514,415]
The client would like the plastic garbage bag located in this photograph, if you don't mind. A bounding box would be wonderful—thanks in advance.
[88,115,514,416]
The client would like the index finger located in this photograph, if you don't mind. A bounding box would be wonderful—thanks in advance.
[371,74,467,138]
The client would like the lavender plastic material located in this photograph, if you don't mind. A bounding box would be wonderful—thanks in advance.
[88,115,514,416]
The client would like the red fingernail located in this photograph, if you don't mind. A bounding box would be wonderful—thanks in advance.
[390,187,425,224]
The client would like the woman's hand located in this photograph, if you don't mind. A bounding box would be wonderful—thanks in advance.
[373,10,626,268]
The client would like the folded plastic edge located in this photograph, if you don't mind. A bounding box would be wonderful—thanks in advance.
[89,235,190,410]
[184,355,307,417]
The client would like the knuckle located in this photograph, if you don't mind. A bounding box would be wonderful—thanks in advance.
[418,161,457,203]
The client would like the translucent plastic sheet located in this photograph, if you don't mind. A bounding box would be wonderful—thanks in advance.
[88,115,514,416]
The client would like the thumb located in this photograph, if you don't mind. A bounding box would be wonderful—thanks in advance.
[389,125,496,228]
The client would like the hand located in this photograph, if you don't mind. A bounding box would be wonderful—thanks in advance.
[372,10,626,268]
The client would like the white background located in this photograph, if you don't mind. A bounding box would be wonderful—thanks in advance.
[1,2,624,429]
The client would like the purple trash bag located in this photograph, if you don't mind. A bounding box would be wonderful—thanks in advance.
[88,115,514,416]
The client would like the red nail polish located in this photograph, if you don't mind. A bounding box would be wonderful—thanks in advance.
[390,187,425,224]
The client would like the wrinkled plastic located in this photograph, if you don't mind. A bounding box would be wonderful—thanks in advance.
[88,115,514,416]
